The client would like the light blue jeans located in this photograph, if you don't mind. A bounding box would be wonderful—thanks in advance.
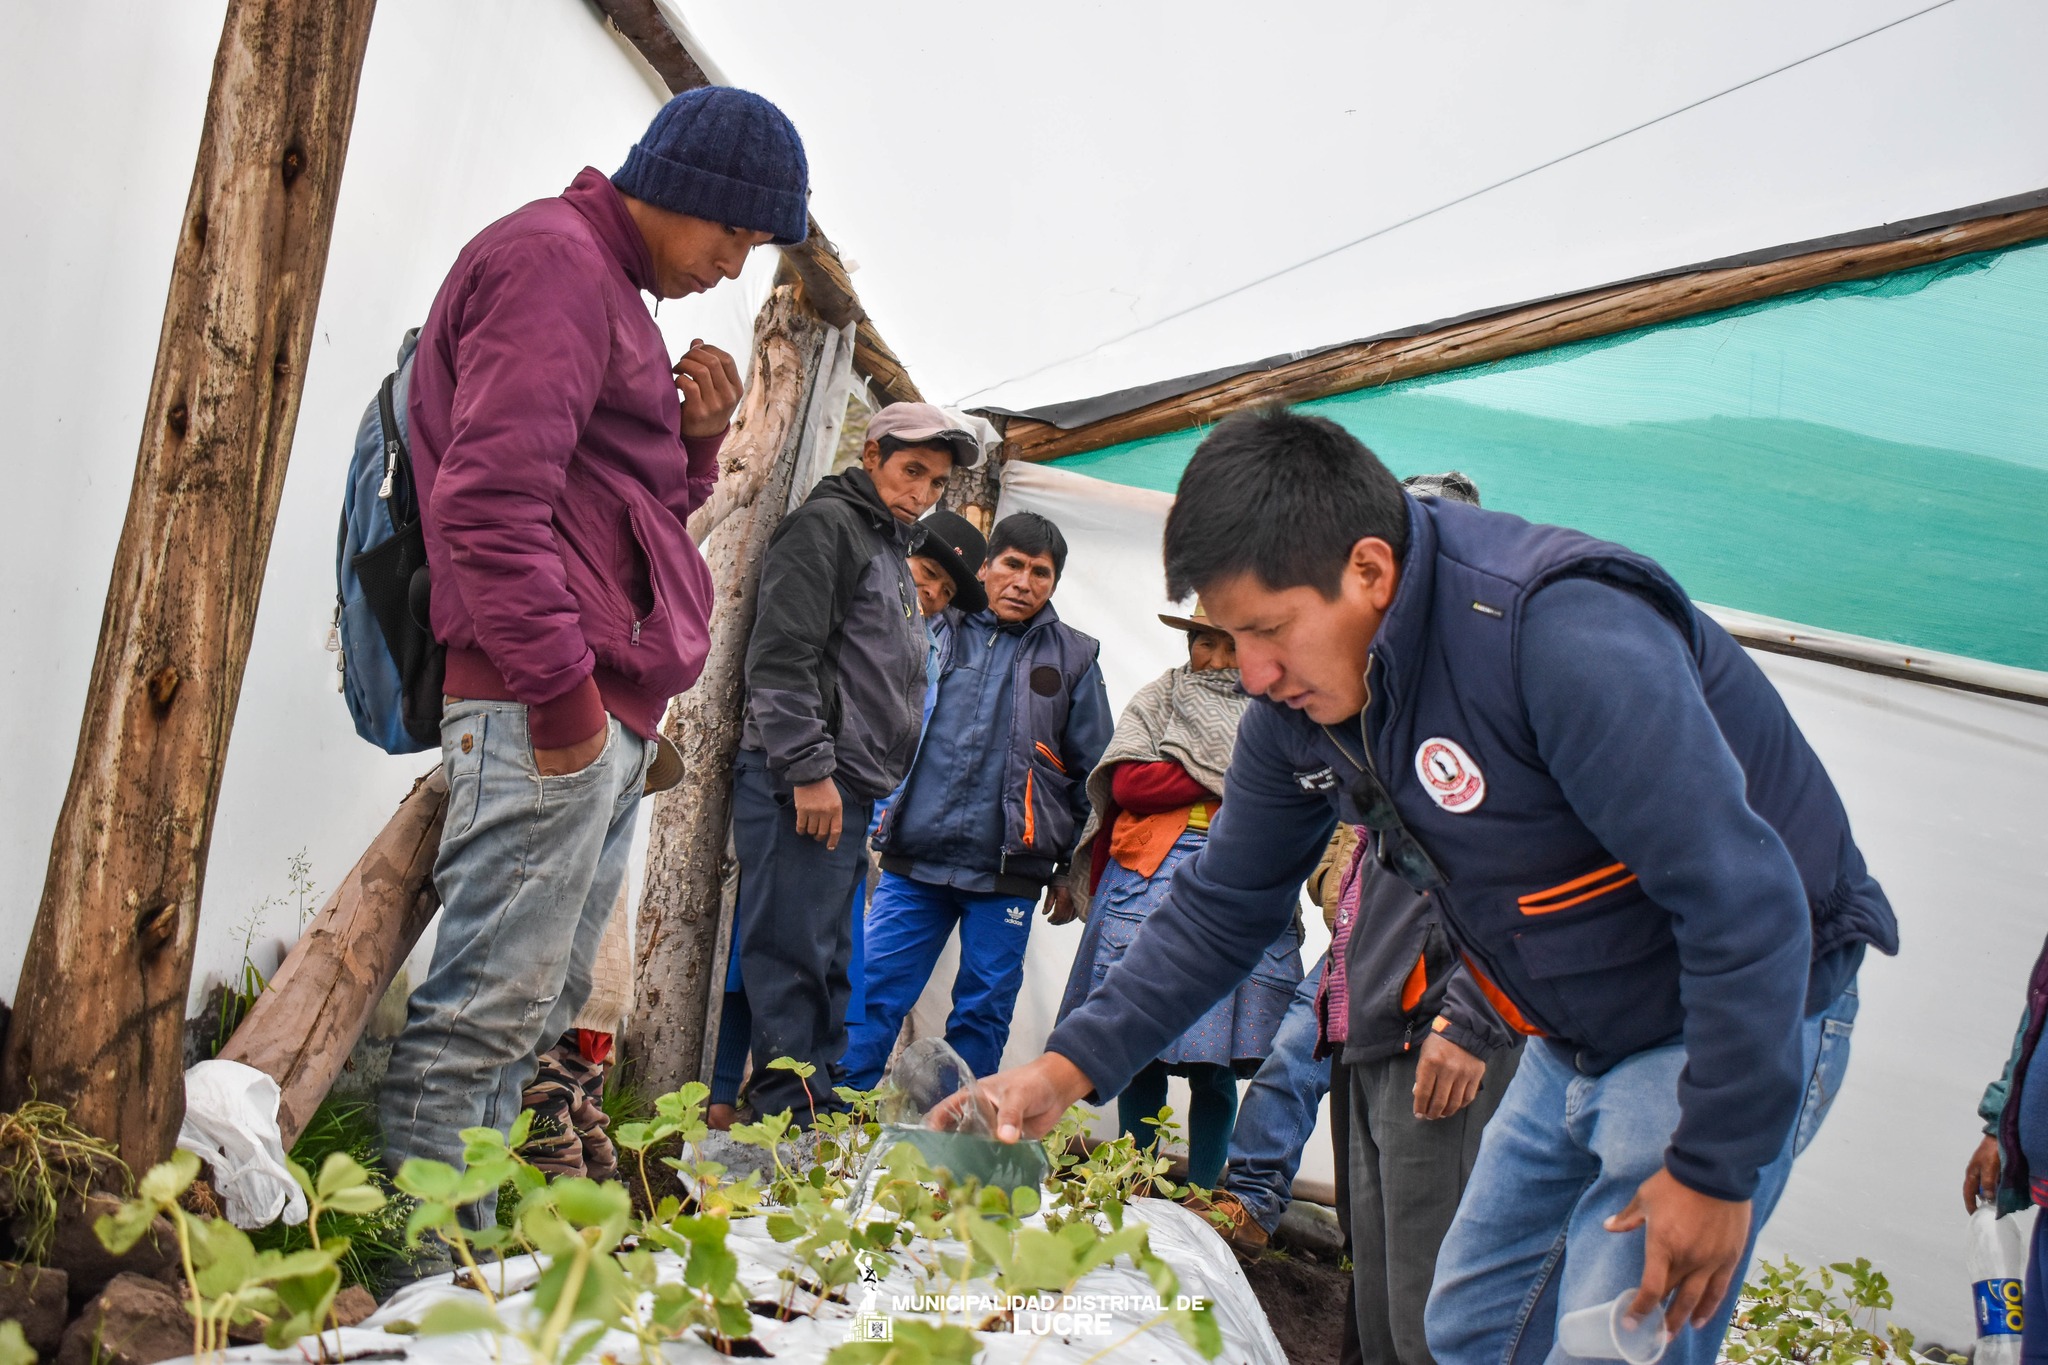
[379,700,651,1222]
[1220,957,1331,1230]
[1426,981,1859,1365]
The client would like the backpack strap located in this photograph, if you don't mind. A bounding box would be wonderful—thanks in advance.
[375,368,417,523]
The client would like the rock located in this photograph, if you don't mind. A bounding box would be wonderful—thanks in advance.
[694,1129,821,1185]
[57,1273,192,1365]
[0,1262,69,1352]
[1272,1198,1346,1262]
[331,1284,378,1327]
[36,1193,178,1309]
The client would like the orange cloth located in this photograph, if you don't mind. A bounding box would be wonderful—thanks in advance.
[1108,803,1214,878]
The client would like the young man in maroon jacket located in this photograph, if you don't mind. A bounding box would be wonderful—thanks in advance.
[378,88,809,1225]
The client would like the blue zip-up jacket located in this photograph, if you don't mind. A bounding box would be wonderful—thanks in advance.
[878,601,1114,894]
[1050,496,1898,1202]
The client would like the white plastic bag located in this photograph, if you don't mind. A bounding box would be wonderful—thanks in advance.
[1967,1204,2025,1365]
[177,1060,308,1228]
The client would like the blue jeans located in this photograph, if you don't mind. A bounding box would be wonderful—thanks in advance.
[1427,981,1859,1365]
[840,871,1036,1089]
[1220,957,1332,1230]
[380,701,650,1222]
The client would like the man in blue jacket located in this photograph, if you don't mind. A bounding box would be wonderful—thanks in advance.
[842,512,1114,1088]
[972,409,1898,1365]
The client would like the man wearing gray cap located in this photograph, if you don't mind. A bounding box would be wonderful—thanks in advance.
[729,403,984,1123]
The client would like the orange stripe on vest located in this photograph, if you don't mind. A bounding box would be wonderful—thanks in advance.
[1461,955,1542,1036]
[1518,862,1637,914]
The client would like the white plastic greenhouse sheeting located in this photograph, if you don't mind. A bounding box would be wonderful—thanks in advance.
[953,460,2048,1348]
[0,2,773,1002]
[678,0,2048,411]
[157,1198,1284,1365]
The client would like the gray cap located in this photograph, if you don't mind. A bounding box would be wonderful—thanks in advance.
[866,402,986,469]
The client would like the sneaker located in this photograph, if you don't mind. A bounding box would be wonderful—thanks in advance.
[1182,1190,1270,1254]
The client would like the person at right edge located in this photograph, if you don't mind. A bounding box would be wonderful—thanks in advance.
[1964,929,2048,1365]
[732,402,982,1124]
[968,407,1900,1365]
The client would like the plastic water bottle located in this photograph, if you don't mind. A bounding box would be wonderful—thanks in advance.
[1968,1204,2025,1365]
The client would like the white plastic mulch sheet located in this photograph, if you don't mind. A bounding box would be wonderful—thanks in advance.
[158,1197,1284,1365]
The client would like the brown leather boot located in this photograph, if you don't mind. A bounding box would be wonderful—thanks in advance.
[1181,1190,1270,1255]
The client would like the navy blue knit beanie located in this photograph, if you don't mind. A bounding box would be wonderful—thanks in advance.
[613,87,809,246]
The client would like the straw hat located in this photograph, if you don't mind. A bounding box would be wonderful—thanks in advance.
[1158,600,1227,635]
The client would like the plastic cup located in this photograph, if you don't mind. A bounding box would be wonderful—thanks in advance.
[1556,1292,1672,1364]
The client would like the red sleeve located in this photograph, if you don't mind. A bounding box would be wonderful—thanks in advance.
[681,428,724,515]
[428,234,610,739]
[1110,760,1214,815]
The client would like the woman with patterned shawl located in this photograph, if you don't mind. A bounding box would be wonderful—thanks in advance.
[1055,604,1305,1186]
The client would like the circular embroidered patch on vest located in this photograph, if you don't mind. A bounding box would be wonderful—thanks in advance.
[1415,737,1486,813]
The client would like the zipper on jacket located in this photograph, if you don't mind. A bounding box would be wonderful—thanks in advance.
[631,619,642,645]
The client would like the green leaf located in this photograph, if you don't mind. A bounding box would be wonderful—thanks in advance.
[767,1056,817,1079]
[416,1298,505,1338]
[189,1219,261,1297]
[315,1152,375,1201]
[549,1176,633,1231]
[140,1150,203,1207]
[0,1322,36,1365]
[558,1322,612,1365]
[264,1262,342,1348]
[613,1121,653,1152]
[1002,1227,1079,1293]
[321,1183,387,1216]
[93,1198,163,1256]
[1172,1301,1225,1360]
[394,1158,462,1202]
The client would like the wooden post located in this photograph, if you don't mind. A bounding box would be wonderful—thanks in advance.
[626,286,836,1096]
[217,772,446,1148]
[0,0,379,1166]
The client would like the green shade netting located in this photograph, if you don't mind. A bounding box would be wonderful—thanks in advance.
[1050,242,2048,672]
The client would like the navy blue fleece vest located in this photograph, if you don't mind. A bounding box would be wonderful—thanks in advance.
[1332,498,1897,1068]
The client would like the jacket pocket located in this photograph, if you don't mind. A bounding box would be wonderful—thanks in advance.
[1022,744,1079,857]
[441,709,489,842]
[1510,883,1681,1049]
[553,467,635,650]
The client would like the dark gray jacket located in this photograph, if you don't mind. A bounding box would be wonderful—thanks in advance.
[740,469,926,802]
[1342,858,1518,1066]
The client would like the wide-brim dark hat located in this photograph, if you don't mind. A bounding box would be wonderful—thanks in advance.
[913,508,989,615]
[644,734,684,797]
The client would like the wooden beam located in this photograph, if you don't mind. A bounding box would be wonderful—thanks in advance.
[999,202,2048,465]
[218,772,447,1148]
[0,0,378,1167]
[588,0,711,92]
[627,286,836,1096]
[591,0,922,405]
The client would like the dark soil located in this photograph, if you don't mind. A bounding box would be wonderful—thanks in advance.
[1240,1250,1351,1365]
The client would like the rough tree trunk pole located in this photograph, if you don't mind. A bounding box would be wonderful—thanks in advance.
[626,287,837,1095]
[0,0,379,1166]
[218,771,446,1147]
[941,447,1005,531]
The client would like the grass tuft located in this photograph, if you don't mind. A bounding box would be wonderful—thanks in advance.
[0,1098,128,1264]
[249,1097,410,1288]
